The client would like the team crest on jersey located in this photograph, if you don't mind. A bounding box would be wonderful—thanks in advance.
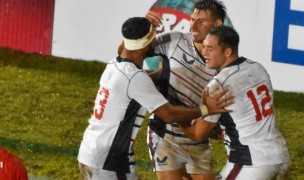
[156,156,168,166]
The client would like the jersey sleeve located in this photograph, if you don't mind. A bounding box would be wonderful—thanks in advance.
[204,78,224,123]
[128,71,168,113]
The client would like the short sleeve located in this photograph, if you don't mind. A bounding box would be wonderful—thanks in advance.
[204,78,224,123]
[128,72,168,113]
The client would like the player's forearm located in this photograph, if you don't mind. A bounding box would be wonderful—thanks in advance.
[168,106,202,124]
[180,119,216,142]
[154,103,201,124]
[181,124,203,142]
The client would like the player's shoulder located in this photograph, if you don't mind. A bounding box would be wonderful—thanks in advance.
[240,57,265,69]
[207,78,224,97]
[109,57,145,80]
[218,57,251,79]
[208,60,242,89]
[157,30,183,37]
[241,58,269,77]
[156,31,184,43]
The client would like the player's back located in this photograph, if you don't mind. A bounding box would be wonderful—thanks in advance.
[89,58,144,126]
[212,57,290,166]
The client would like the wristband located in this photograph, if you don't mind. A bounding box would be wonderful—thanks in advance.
[199,105,209,118]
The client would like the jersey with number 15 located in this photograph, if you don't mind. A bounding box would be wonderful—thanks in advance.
[204,57,290,166]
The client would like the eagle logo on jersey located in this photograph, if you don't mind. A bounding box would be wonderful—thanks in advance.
[183,53,195,64]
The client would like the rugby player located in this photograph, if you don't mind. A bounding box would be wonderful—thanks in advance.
[182,26,291,179]
[145,1,227,179]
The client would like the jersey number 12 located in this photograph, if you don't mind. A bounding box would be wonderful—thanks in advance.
[247,84,273,121]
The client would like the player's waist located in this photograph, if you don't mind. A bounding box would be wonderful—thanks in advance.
[149,115,209,145]
[164,123,209,145]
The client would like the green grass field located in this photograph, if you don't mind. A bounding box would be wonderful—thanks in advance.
[0,48,304,179]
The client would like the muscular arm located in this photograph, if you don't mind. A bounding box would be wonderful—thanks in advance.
[180,118,217,142]
[180,87,233,142]
[153,87,234,125]
[153,102,201,124]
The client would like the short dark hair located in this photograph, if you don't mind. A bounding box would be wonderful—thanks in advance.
[194,0,226,22]
[121,17,151,40]
[209,26,239,54]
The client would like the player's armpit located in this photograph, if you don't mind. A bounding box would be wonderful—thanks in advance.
[209,122,224,140]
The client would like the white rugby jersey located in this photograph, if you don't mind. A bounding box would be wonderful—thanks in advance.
[78,57,168,173]
[204,57,290,166]
[149,31,217,144]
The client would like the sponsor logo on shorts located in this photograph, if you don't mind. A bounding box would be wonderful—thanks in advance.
[217,174,222,180]
[156,156,168,166]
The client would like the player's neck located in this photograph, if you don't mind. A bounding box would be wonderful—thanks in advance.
[194,42,204,52]
[220,55,239,70]
[120,49,144,68]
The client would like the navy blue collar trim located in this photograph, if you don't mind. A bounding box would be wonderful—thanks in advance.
[226,57,246,67]
[116,56,141,69]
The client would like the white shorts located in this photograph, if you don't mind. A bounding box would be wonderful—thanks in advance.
[147,128,214,174]
[218,161,290,180]
[79,162,138,180]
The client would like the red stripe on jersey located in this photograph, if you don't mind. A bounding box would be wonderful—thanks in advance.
[193,64,216,77]
[180,97,195,107]
[171,70,202,92]
[226,163,242,180]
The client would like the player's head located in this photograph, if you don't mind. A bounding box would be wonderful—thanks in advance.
[194,0,226,23]
[121,17,156,57]
[190,0,226,43]
[202,26,239,70]
[209,26,239,54]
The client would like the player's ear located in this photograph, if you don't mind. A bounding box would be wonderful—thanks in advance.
[117,41,124,55]
[225,48,233,58]
[214,19,223,27]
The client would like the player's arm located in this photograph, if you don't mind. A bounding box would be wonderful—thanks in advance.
[153,87,234,124]
[145,10,162,27]
[153,103,201,124]
[180,118,217,142]
[180,84,233,142]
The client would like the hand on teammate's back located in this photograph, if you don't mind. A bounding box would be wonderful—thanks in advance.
[202,87,234,115]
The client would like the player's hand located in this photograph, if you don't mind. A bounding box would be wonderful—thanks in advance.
[202,87,234,115]
[145,11,162,27]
